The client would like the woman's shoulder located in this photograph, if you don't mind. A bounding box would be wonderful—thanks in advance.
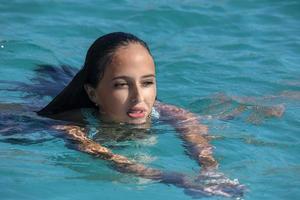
[42,108,86,124]
[154,100,183,113]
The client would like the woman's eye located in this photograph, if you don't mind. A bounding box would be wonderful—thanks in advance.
[142,81,154,87]
[114,83,128,88]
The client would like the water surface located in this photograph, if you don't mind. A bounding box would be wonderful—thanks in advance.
[0,0,299,199]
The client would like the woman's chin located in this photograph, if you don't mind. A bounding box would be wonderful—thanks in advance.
[100,114,151,126]
[126,119,151,129]
[126,118,148,125]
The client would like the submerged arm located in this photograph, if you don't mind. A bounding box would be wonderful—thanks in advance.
[154,101,218,171]
[53,124,243,198]
[54,125,163,179]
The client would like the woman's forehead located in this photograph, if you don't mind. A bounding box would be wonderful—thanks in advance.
[105,43,155,77]
[113,43,153,63]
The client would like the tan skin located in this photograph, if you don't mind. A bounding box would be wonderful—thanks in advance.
[52,43,220,193]
[84,44,156,125]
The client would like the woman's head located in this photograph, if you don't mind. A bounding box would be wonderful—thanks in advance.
[38,32,156,125]
[83,32,156,124]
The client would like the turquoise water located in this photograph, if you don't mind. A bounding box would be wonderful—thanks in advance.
[1,0,300,199]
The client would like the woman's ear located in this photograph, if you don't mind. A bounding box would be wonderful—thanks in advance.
[84,84,97,104]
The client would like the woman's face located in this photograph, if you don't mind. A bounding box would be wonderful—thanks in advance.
[90,43,156,124]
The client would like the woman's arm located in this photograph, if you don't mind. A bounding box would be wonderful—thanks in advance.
[53,125,243,198]
[54,125,163,179]
[154,101,218,171]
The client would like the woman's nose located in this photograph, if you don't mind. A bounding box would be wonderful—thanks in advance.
[131,84,143,103]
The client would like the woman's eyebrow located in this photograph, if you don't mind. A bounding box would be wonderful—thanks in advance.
[141,74,155,78]
[112,76,128,81]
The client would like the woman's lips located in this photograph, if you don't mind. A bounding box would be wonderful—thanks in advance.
[127,107,146,118]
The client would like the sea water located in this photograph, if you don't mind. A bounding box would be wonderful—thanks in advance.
[0,0,299,199]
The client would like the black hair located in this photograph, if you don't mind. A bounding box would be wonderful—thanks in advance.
[37,32,151,116]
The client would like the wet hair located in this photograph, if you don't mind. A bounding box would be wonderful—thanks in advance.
[37,32,151,116]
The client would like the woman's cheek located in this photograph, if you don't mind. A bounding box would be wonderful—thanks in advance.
[111,90,129,107]
[147,87,156,103]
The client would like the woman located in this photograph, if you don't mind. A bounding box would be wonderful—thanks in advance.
[37,32,243,197]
